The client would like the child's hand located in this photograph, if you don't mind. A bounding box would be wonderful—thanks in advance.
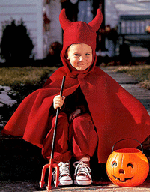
[53,95,65,109]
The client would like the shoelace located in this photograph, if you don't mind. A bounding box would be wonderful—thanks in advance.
[73,161,91,177]
[58,162,70,177]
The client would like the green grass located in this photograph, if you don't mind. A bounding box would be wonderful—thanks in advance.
[115,65,150,90]
[0,67,57,123]
[0,66,57,87]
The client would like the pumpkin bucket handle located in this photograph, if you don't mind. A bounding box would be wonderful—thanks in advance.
[112,139,143,153]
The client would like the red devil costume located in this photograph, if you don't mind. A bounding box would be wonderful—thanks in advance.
[2,9,150,164]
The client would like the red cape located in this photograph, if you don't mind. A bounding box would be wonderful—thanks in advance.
[2,63,150,163]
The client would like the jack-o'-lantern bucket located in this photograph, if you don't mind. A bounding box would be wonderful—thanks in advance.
[106,139,149,187]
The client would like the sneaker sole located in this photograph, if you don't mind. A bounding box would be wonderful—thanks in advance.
[55,180,73,186]
[74,180,91,185]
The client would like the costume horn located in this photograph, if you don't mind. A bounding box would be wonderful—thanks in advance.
[88,9,103,32]
[59,9,72,30]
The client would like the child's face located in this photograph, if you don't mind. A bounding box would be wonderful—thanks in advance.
[67,43,93,70]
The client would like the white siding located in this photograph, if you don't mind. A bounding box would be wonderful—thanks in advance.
[49,0,62,46]
[42,0,61,58]
[0,0,43,60]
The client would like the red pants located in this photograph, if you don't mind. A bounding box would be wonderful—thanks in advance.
[42,112,98,162]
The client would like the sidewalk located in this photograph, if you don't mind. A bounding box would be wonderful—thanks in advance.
[0,66,150,191]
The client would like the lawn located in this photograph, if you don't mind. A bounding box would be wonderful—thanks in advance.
[0,66,57,87]
[0,66,57,126]
[0,65,149,89]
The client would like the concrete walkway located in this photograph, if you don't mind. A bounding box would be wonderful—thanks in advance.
[0,66,150,191]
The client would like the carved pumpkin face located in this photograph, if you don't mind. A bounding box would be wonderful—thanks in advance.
[106,148,149,187]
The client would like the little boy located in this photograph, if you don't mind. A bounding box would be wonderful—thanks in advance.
[49,43,97,186]
[2,8,150,187]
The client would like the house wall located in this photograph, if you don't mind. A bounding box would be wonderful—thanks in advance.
[42,0,61,58]
[49,0,62,46]
[106,0,150,28]
[0,0,43,60]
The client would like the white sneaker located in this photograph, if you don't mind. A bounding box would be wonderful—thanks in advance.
[74,157,92,185]
[57,162,73,186]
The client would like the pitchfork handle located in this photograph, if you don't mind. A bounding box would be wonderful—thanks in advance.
[50,76,66,159]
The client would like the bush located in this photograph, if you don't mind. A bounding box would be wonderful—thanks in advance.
[0,19,34,65]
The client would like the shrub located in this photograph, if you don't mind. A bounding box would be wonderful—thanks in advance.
[0,19,34,65]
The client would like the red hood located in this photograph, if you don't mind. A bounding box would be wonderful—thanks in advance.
[59,8,103,77]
